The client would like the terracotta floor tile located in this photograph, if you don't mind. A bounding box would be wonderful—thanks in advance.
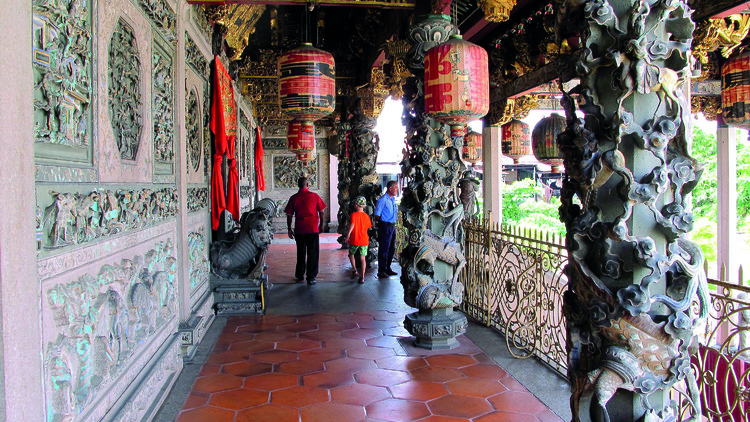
[226,315,265,327]
[536,408,565,422]
[416,416,470,422]
[445,377,507,397]
[277,359,326,375]
[389,380,449,401]
[276,338,322,351]
[322,337,368,350]
[325,357,378,373]
[428,394,494,418]
[233,323,278,334]
[218,332,257,344]
[365,398,430,421]
[330,383,391,406]
[487,391,548,415]
[209,387,270,410]
[212,342,231,352]
[357,320,405,330]
[222,361,273,377]
[355,368,411,387]
[369,310,407,321]
[366,336,402,349]
[206,350,250,365]
[317,321,360,331]
[499,376,531,392]
[301,402,366,422]
[475,411,540,422]
[424,354,478,368]
[260,315,300,325]
[299,330,345,341]
[236,403,299,422]
[198,363,222,377]
[254,331,299,342]
[382,326,412,337]
[460,364,509,379]
[176,406,236,422]
[277,322,320,333]
[472,352,496,364]
[375,356,428,371]
[303,370,355,388]
[300,314,339,323]
[335,314,375,323]
[271,385,330,407]
[298,348,346,362]
[182,392,209,410]
[341,328,383,339]
[230,340,276,353]
[408,366,464,383]
[347,347,395,360]
[250,349,299,364]
[192,374,244,393]
[245,372,300,391]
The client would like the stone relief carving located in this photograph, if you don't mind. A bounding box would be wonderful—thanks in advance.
[187,187,208,212]
[273,156,317,189]
[44,240,176,421]
[240,185,251,199]
[32,0,92,147]
[557,0,708,420]
[42,187,177,249]
[138,0,176,43]
[189,229,208,290]
[192,7,213,42]
[185,32,209,77]
[186,89,201,172]
[108,19,142,161]
[152,45,174,163]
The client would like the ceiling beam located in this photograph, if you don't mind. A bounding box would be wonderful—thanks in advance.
[188,0,416,8]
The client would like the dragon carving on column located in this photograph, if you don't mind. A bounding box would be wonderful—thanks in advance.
[556,0,709,420]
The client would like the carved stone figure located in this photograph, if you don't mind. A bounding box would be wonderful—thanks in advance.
[210,198,277,279]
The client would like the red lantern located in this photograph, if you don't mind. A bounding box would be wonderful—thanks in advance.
[287,120,315,154]
[501,119,531,163]
[296,146,317,162]
[278,43,336,122]
[531,113,565,172]
[424,35,489,137]
[463,129,483,164]
[722,51,750,127]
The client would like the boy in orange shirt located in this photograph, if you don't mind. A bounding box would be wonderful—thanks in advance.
[345,196,372,284]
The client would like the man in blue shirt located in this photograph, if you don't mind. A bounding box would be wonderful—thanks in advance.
[373,180,399,278]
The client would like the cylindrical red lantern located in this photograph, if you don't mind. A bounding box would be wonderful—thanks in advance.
[424,35,489,137]
[722,51,750,127]
[501,119,531,163]
[463,129,483,164]
[278,43,336,122]
[287,120,315,154]
[532,113,565,172]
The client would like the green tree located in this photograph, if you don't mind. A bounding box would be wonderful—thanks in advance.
[501,179,566,236]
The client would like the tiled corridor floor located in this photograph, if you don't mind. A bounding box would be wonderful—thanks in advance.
[171,235,565,422]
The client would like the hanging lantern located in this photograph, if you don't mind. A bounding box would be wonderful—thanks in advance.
[501,119,531,163]
[287,120,315,154]
[721,51,750,127]
[424,35,489,137]
[531,113,565,172]
[278,43,336,123]
[296,145,317,162]
[463,129,483,164]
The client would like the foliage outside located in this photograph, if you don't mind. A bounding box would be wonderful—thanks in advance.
[500,179,565,237]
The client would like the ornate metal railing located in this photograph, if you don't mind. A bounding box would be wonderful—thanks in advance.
[460,217,568,376]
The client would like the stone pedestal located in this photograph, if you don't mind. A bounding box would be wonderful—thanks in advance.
[404,308,468,350]
[211,275,266,316]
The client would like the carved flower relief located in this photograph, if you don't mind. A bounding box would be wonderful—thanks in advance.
[186,89,202,172]
[583,0,617,30]
[108,19,143,161]
[152,50,174,163]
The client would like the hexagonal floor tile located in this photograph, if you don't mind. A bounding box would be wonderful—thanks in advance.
[229,340,275,354]
[192,374,244,393]
[271,385,329,407]
[317,321,359,331]
[365,398,430,422]
[244,372,299,391]
[409,366,464,383]
[222,361,273,377]
[302,371,355,388]
[298,348,346,362]
[460,364,509,379]
[301,402,366,422]
[445,377,507,397]
[428,394,494,419]
[366,336,402,349]
[355,368,411,387]
[414,416,470,422]
[181,392,209,410]
[249,350,298,364]
[487,391,548,415]
[325,357,378,373]
[475,411,542,422]
[375,356,428,371]
[209,387,270,410]
[330,383,390,406]
[253,331,298,342]
[276,323,319,333]
[217,332,256,344]
[347,347,395,360]
[236,403,299,422]
[176,405,235,422]
[322,337,368,350]
[299,330,344,341]
[341,328,383,339]
[424,354,477,368]
[276,338,321,351]
[206,350,250,365]
[277,359,325,375]
[389,380,449,401]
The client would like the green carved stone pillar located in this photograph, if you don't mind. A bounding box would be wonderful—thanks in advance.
[400,14,469,350]
[558,0,707,420]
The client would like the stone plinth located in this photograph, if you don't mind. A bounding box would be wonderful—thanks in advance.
[211,275,266,316]
[404,308,468,350]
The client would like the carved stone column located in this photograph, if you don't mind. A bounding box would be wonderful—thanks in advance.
[335,108,381,266]
[557,1,706,420]
[400,14,468,350]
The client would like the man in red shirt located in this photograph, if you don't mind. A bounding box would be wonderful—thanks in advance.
[285,177,326,285]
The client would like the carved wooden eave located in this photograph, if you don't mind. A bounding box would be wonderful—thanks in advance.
[489,55,578,103]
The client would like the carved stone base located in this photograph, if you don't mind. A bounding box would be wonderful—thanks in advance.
[404,308,468,350]
[211,275,266,316]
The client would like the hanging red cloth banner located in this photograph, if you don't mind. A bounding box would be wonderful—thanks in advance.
[210,56,238,230]
[255,126,265,191]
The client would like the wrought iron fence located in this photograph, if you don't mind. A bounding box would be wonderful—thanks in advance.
[460,217,750,420]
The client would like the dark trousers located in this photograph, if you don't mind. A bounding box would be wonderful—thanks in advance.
[295,233,320,281]
[377,222,396,272]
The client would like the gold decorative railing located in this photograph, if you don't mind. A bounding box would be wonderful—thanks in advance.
[460,217,568,376]
[461,216,750,419]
